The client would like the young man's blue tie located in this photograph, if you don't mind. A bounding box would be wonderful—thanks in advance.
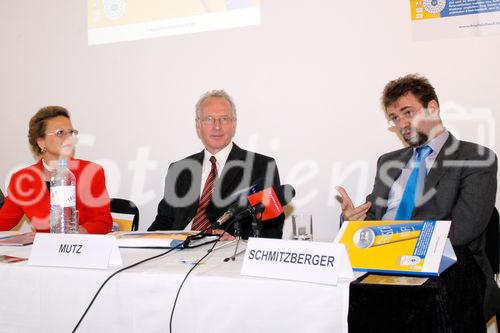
[395,145,434,220]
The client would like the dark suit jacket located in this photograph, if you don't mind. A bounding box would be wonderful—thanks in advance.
[148,144,284,239]
[366,133,500,320]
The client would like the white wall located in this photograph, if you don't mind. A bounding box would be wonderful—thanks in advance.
[1,1,499,240]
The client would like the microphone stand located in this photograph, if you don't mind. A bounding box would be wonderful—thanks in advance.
[225,219,242,262]
[251,213,263,238]
[224,203,267,261]
[222,208,252,262]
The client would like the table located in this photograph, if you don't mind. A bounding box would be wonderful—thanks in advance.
[348,246,486,333]
[0,239,351,333]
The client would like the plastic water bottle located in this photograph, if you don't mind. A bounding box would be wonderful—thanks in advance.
[50,159,78,233]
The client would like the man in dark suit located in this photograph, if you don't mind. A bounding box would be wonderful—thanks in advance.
[148,90,284,239]
[338,74,500,321]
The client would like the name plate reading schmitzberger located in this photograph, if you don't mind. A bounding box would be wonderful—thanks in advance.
[28,233,122,269]
[241,238,354,285]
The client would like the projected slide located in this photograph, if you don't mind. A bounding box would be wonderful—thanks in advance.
[88,0,261,45]
[410,0,500,40]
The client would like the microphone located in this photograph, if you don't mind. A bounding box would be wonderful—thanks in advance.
[246,187,284,221]
[213,184,296,228]
[211,178,264,228]
[213,201,241,227]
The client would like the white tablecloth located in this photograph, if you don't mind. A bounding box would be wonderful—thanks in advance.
[0,240,350,333]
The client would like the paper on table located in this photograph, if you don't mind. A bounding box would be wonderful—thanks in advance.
[0,232,36,246]
[114,230,199,248]
[361,274,428,285]
[0,255,28,263]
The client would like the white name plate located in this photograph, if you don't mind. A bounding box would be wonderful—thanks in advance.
[241,238,354,286]
[28,233,122,269]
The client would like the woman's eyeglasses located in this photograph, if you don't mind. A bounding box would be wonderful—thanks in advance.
[45,129,79,138]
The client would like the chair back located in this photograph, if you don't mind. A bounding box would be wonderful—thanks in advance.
[110,198,139,231]
[485,207,499,275]
[0,188,4,208]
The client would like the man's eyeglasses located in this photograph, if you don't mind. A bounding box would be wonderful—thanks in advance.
[198,115,234,125]
[46,129,79,138]
[387,109,417,127]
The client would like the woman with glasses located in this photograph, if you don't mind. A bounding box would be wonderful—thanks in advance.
[0,106,112,233]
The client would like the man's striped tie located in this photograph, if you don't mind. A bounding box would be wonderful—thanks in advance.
[192,156,217,233]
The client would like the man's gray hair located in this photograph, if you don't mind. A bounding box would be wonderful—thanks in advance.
[195,89,237,118]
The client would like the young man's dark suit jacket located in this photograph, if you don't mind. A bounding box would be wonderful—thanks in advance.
[365,132,500,320]
[148,144,284,239]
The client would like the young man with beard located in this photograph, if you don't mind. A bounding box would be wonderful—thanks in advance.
[337,74,499,321]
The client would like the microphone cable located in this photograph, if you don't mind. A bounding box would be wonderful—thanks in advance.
[168,222,234,333]
[72,231,210,332]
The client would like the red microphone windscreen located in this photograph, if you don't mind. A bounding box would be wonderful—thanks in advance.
[247,188,284,220]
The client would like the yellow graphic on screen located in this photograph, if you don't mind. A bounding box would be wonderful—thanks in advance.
[88,0,260,29]
[410,0,443,20]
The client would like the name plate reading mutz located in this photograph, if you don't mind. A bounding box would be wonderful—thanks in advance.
[28,233,122,269]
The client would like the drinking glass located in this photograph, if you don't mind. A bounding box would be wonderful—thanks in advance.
[292,214,313,241]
